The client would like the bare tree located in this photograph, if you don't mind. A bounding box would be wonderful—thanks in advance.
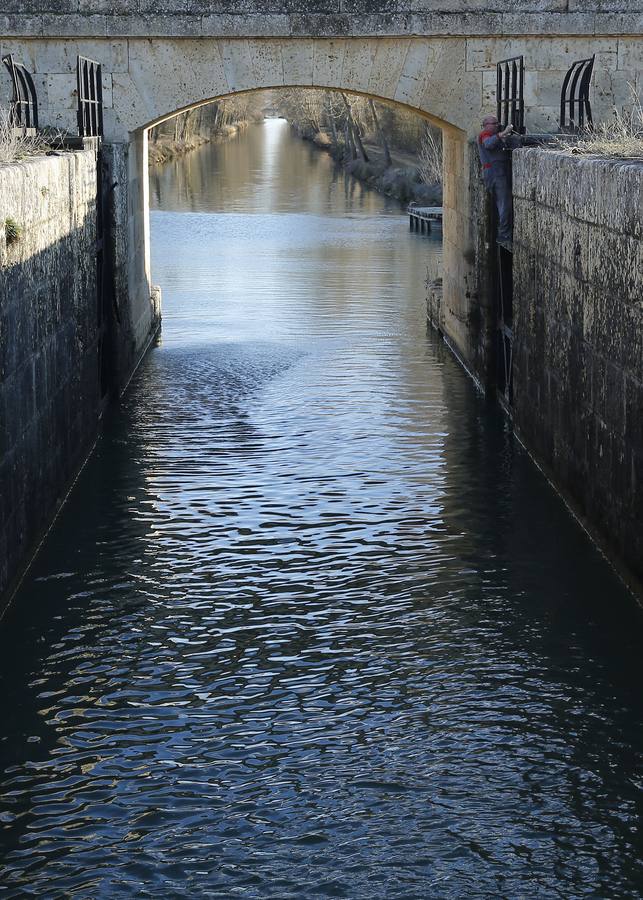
[418,126,443,185]
[368,99,392,168]
[341,93,369,162]
[324,93,340,151]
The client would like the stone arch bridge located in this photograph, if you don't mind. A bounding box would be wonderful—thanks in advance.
[1,3,641,387]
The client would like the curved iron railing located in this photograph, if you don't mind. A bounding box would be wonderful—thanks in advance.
[2,54,39,129]
[560,55,595,132]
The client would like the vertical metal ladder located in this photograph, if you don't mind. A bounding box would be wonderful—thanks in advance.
[496,245,514,407]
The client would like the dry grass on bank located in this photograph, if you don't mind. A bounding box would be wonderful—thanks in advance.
[0,114,55,165]
[557,87,643,159]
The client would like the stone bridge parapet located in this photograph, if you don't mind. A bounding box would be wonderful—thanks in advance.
[1,2,641,41]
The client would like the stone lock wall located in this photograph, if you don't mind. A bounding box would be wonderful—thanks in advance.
[0,150,101,606]
[102,136,160,394]
[429,139,498,393]
[512,150,643,588]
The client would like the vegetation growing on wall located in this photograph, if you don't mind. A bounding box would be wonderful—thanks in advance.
[4,217,22,245]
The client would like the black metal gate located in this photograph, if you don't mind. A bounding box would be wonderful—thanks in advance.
[496,55,525,134]
[76,55,104,138]
[76,54,110,398]
[560,55,595,132]
[2,54,38,129]
[95,155,113,402]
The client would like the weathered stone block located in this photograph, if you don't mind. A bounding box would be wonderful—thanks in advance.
[28,38,130,75]
[312,38,347,85]
[349,13,412,36]
[341,0,394,12]
[501,12,595,35]
[409,11,502,35]
[41,13,108,36]
[111,71,161,129]
[288,14,351,37]
[109,14,200,37]
[201,13,291,36]
[340,39,376,92]
[570,0,643,12]
[617,37,643,71]
[128,39,228,117]
[595,161,643,239]
[46,73,77,110]
[78,0,132,13]
[282,39,315,84]
[367,39,409,100]
[586,228,642,302]
[410,0,567,8]
[394,40,438,107]
[0,14,43,35]
[594,11,643,34]
[249,40,285,88]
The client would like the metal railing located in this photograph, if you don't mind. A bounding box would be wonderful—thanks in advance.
[560,55,595,132]
[496,55,525,134]
[76,55,103,138]
[2,54,39,130]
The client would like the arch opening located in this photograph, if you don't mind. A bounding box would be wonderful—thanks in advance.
[140,85,464,142]
[141,86,455,342]
[108,83,475,397]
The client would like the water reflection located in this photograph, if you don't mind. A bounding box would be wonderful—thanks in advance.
[149,118,397,216]
[0,121,642,898]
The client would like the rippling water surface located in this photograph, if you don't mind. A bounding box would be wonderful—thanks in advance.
[1,121,642,898]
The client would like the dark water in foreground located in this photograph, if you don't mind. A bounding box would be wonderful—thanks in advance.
[1,122,642,898]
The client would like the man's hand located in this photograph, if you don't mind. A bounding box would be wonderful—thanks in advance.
[499,124,514,139]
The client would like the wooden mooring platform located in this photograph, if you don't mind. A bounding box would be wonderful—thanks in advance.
[408,205,443,233]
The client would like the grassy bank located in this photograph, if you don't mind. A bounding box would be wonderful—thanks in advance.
[149,123,247,167]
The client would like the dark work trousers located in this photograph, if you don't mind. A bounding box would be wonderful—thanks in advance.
[485,171,512,243]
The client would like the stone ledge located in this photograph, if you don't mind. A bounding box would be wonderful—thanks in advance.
[0,9,627,38]
[513,148,643,239]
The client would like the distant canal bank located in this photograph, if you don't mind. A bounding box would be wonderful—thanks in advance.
[290,122,442,206]
[1,122,642,898]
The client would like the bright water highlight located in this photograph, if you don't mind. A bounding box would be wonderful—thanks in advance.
[1,121,642,897]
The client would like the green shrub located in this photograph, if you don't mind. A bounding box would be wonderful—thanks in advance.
[4,217,22,245]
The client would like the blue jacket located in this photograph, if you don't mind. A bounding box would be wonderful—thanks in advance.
[478,130,512,183]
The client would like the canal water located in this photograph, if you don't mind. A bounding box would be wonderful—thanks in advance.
[1,121,642,898]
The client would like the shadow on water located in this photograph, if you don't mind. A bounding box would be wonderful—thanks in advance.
[1,121,642,898]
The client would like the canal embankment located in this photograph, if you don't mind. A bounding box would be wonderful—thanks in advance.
[148,102,257,167]
[298,127,442,206]
[0,149,103,608]
[149,123,249,167]
[278,90,442,207]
